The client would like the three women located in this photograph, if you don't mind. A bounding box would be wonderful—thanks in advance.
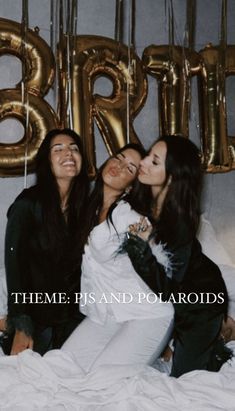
[4,129,232,378]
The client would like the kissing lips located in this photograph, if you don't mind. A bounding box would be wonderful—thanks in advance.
[108,167,119,177]
[139,167,147,175]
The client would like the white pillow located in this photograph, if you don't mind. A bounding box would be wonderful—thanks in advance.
[0,267,7,318]
[197,217,235,318]
[218,264,235,318]
[197,216,234,267]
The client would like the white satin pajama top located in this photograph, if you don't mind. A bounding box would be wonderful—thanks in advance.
[80,201,173,324]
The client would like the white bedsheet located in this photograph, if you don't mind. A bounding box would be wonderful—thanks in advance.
[0,342,235,411]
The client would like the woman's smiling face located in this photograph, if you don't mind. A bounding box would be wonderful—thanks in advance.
[50,134,82,181]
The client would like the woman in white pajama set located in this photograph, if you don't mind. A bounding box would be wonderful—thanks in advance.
[62,144,174,373]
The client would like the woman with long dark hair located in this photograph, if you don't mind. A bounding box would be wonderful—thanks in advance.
[4,128,89,355]
[62,143,174,372]
[121,135,232,377]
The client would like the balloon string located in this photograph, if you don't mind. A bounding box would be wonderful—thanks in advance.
[127,0,134,144]
[50,0,54,51]
[218,0,227,107]
[115,0,124,43]
[72,0,78,51]
[182,0,196,127]
[51,0,59,115]
[66,34,73,129]
[185,0,196,51]
[50,0,55,96]
[64,0,70,127]
[168,0,174,48]
[131,0,135,49]
[56,1,60,116]
[66,0,77,129]
[58,0,65,126]
[70,0,78,129]
[21,0,29,188]
[66,0,71,34]
[166,0,175,110]
[220,0,227,46]
[24,94,29,189]
[59,0,63,35]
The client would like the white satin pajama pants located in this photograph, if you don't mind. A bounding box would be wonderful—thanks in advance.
[62,311,174,373]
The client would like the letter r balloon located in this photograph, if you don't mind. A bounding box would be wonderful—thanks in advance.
[58,35,147,177]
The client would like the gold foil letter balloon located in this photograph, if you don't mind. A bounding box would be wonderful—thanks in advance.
[0,18,57,176]
[0,90,58,175]
[59,35,147,177]
[198,44,235,172]
[142,45,201,138]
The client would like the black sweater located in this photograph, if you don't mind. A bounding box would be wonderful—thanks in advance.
[5,186,81,335]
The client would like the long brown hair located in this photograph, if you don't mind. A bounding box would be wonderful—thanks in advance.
[80,143,152,246]
[36,128,89,261]
[151,135,202,246]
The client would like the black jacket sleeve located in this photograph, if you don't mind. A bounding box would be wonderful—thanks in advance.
[119,231,193,300]
[5,196,34,336]
[120,225,228,316]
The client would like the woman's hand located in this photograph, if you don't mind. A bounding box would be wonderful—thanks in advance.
[129,216,152,241]
[10,330,34,355]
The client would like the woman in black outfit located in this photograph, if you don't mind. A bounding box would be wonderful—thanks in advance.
[4,128,89,355]
[121,135,232,377]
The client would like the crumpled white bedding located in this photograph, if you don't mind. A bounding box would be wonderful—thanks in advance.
[0,342,235,411]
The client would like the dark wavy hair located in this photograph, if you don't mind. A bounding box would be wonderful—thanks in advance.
[152,135,203,246]
[81,143,152,246]
[36,128,89,263]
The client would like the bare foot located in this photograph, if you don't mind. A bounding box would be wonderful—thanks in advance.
[161,345,173,362]
[221,316,235,343]
[0,317,7,332]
